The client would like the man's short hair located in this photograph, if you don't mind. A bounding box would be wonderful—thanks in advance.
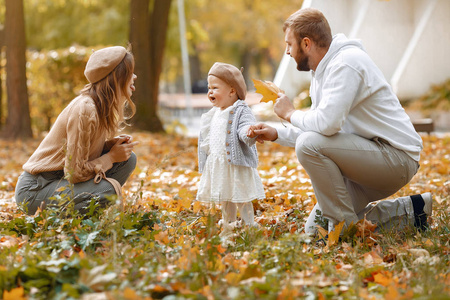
[283,8,332,48]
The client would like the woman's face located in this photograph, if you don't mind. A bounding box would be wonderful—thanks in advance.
[126,73,137,98]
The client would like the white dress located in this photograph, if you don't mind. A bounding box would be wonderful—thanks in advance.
[196,106,265,203]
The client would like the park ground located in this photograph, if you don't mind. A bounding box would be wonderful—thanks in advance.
[0,131,449,299]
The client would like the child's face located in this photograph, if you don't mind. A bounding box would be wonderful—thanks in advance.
[207,75,237,109]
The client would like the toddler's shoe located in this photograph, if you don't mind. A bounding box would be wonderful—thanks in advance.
[246,221,260,229]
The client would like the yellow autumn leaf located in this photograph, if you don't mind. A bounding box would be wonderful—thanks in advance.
[385,285,400,300]
[56,186,67,192]
[193,201,202,213]
[178,188,192,200]
[328,221,345,247]
[124,287,140,300]
[374,271,392,287]
[155,230,169,245]
[3,287,26,300]
[178,197,192,210]
[225,272,241,285]
[316,225,328,241]
[252,79,281,103]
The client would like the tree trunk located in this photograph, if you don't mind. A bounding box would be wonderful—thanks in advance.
[0,26,4,129]
[130,0,172,132]
[189,41,202,84]
[130,0,153,129]
[240,49,253,91]
[2,0,32,139]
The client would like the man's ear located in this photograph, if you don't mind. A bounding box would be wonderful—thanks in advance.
[303,37,312,51]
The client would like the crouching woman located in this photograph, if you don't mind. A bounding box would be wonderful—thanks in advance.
[15,46,139,215]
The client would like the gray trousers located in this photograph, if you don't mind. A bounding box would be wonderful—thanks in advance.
[15,153,137,215]
[295,132,419,234]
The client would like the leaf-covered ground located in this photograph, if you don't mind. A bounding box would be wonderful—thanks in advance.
[0,132,449,300]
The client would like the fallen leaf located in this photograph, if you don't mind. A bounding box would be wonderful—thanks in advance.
[328,221,345,246]
[3,287,26,300]
[385,284,400,300]
[225,272,241,285]
[124,287,140,300]
[408,248,430,257]
[155,230,170,245]
[364,252,383,265]
[193,201,202,213]
[0,236,19,249]
[374,271,392,286]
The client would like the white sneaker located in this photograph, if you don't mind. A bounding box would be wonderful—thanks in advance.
[421,192,432,216]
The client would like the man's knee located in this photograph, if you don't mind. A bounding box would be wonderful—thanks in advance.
[295,131,325,161]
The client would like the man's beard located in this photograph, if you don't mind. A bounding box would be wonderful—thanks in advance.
[296,47,310,71]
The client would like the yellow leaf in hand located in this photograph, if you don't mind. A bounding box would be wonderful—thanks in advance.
[252,79,281,103]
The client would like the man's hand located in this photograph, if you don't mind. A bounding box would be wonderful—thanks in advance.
[274,93,295,122]
[247,123,278,144]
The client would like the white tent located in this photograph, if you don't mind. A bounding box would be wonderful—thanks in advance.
[274,0,450,101]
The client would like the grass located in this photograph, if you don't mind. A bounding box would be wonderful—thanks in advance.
[0,132,449,299]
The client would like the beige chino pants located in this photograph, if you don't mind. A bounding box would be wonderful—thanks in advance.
[296,132,419,234]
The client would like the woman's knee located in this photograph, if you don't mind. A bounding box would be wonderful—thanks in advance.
[125,152,137,173]
[109,152,137,182]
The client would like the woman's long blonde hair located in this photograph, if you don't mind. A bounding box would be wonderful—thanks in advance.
[81,49,136,137]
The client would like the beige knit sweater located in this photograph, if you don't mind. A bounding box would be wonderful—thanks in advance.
[23,95,114,184]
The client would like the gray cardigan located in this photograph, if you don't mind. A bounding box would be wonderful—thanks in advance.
[198,100,259,173]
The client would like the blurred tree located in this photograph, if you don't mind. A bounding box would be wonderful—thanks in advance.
[130,0,172,132]
[2,0,32,139]
[0,23,4,129]
[0,0,303,135]
[24,0,129,50]
[163,0,303,90]
[27,47,90,132]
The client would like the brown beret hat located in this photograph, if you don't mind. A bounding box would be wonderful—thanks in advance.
[208,62,247,100]
[84,46,127,83]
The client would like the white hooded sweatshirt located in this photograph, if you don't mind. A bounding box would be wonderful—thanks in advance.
[277,34,423,161]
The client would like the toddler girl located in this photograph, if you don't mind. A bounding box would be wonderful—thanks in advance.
[196,62,265,229]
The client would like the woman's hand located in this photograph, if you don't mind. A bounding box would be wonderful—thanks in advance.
[104,134,134,151]
[108,135,139,163]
